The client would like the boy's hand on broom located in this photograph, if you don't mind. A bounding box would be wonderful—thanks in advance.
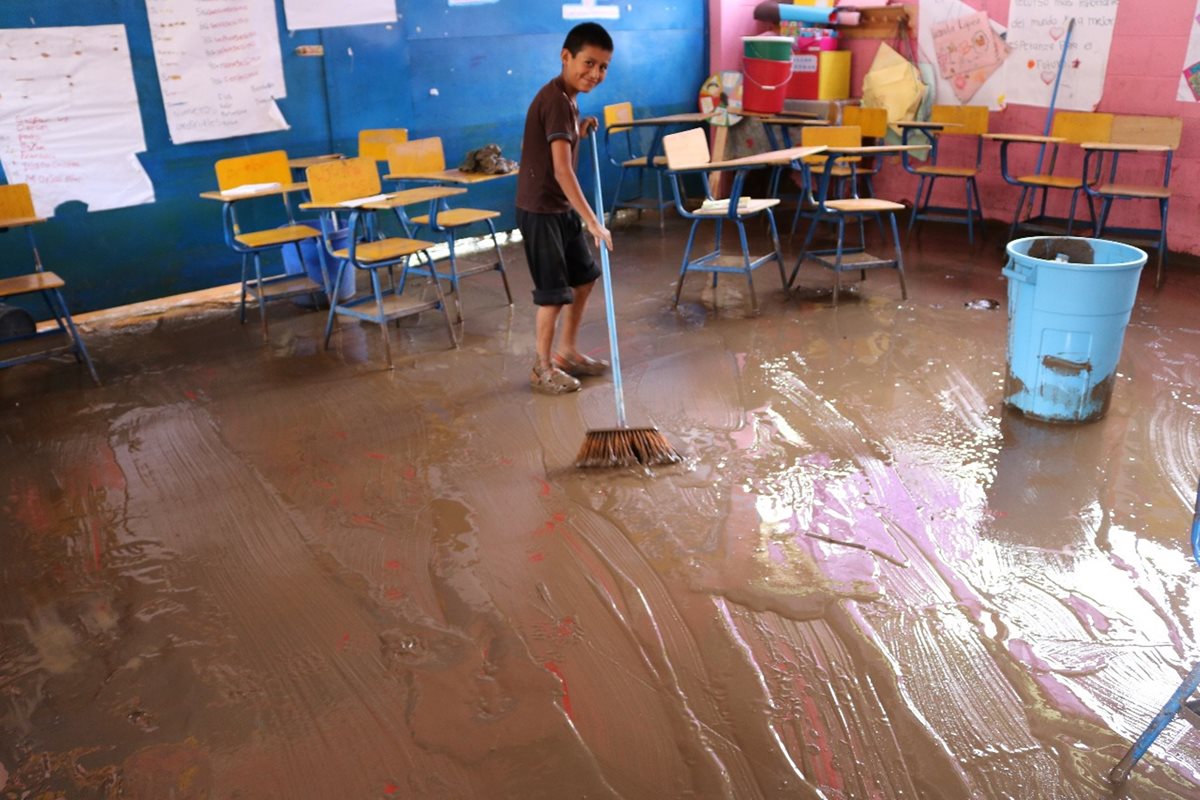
[580,116,600,137]
[587,215,613,252]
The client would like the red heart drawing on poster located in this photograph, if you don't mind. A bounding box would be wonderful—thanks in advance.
[1049,27,1065,41]
[1040,70,1056,85]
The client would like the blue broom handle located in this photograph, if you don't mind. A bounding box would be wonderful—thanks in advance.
[589,131,627,428]
[1034,17,1074,175]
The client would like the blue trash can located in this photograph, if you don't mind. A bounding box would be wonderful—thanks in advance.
[281,224,355,303]
[1002,236,1146,423]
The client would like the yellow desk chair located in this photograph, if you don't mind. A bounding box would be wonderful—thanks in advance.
[900,105,989,243]
[1080,115,1182,288]
[841,105,889,196]
[790,144,928,307]
[662,127,788,315]
[358,128,409,164]
[992,111,1113,241]
[789,124,864,238]
[211,150,327,339]
[305,157,457,369]
[0,183,98,384]
[604,101,670,225]
[385,137,513,319]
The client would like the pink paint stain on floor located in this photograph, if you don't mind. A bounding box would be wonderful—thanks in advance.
[349,513,386,531]
[542,660,574,721]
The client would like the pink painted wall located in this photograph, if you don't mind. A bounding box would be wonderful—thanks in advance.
[715,0,1200,255]
[709,0,772,73]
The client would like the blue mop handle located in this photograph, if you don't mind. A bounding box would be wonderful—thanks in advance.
[588,131,627,429]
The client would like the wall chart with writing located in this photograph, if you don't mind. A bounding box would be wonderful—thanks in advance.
[0,24,154,215]
[918,0,1009,110]
[146,0,289,144]
[283,0,397,31]
[1004,0,1119,110]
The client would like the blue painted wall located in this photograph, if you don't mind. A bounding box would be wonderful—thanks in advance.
[0,1,707,315]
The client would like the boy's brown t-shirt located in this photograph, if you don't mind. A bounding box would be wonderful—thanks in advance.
[516,76,579,214]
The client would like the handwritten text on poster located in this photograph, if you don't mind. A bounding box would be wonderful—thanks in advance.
[1005,0,1119,110]
[0,25,154,214]
[146,0,290,144]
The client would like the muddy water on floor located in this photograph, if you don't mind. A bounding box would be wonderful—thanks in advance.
[2,225,1199,798]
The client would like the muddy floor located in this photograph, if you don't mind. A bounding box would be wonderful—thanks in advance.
[2,216,1200,799]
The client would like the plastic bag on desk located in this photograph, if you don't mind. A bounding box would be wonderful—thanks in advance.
[459,144,518,175]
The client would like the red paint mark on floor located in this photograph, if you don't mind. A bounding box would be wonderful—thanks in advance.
[383,784,399,796]
[334,430,348,440]
[543,660,574,720]
[350,513,385,531]
[384,559,402,570]
[6,478,54,535]
[497,456,514,466]
[366,452,387,461]
[402,466,417,480]
[183,389,198,401]
[556,616,576,638]
[529,552,545,563]
[552,512,567,523]
[338,633,350,652]
[795,673,845,792]
[312,479,335,490]
[537,479,551,497]
[384,586,405,601]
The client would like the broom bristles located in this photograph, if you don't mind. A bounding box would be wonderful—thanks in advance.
[575,427,682,469]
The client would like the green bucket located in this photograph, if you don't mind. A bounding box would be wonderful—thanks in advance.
[743,35,793,61]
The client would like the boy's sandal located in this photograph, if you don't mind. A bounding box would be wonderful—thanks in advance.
[530,364,582,395]
[553,352,609,377]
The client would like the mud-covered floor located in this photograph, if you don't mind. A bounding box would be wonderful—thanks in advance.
[3,216,1200,799]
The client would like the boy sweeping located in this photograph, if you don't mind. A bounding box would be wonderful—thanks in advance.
[516,22,614,395]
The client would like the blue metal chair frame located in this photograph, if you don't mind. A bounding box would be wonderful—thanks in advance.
[788,157,859,242]
[388,181,513,322]
[996,138,1100,242]
[1109,480,1200,784]
[318,206,458,369]
[1079,146,1174,289]
[0,223,99,385]
[665,163,784,315]
[606,123,669,225]
[789,153,907,307]
[220,195,329,340]
[901,125,985,245]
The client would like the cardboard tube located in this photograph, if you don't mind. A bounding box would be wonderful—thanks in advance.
[753,1,837,25]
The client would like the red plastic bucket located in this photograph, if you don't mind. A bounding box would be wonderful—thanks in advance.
[742,56,792,113]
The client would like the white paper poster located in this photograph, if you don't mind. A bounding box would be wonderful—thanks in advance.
[918,0,1008,110]
[1004,0,1119,110]
[283,0,398,31]
[146,0,289,145]
[563,0,621,20]
[1178,1,1200,102]
[0,25,155,215]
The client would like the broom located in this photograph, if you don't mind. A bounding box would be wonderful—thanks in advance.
[575,133,681,469]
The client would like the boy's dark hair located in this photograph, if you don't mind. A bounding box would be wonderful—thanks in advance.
[563,22,613,55]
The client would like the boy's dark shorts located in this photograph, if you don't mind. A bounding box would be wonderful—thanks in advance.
[516,209,601,306]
